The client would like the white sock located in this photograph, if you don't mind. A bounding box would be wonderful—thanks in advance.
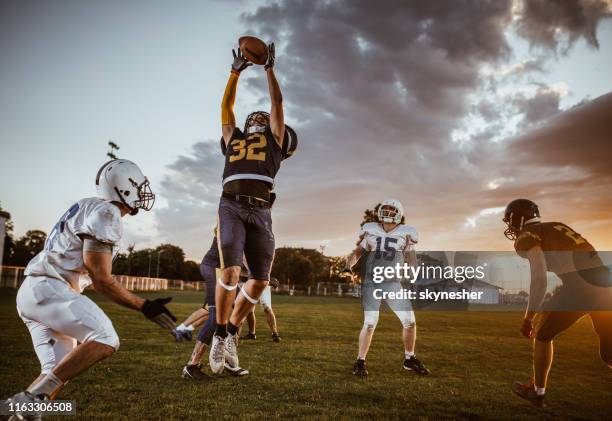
[405,351,415,359]
[535,386,545,396]
[186,325,194,331]
[28,373,63,398]
[177,323,186,331]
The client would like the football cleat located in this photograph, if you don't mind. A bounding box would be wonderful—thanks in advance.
[181,364,212,381]
[241,332,257,340]
[224,362,249,377]
[353,359,368,376]
[272,332,281,342]
[5,391,44,420]
[224,334,239,368]
[403,356,430,375]
[511,381,545,407]
[209,335,226,374]
[173,328,193,342]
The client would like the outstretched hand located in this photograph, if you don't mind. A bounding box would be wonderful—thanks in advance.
[142,297,177,331]
[264,42,275,70]
[232,48,252,74]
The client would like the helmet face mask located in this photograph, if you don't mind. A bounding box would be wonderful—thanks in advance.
[96,159,155,215]
[377,199,404,225]
[244,111,270,134]
[503,199,540,240]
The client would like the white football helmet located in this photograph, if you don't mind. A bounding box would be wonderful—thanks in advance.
[377,199,404,224]
[95,159,155,215]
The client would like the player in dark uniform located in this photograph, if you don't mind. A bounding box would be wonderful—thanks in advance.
[503,199,612,407]
[209,43,297,374]
[181,236,248,379]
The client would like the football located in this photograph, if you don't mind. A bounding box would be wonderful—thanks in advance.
[239,36,268,65]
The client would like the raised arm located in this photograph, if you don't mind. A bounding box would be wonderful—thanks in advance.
[222,48,252,144]
[265,43,285,145]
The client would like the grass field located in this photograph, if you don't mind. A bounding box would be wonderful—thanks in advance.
[1,288,611,420]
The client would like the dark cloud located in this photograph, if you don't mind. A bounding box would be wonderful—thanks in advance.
[517,0,612,50]
[508,91,612,178]
[155,1,612,256]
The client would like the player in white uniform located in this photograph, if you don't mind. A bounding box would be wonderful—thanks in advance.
[241,277,281,342]
[345,199,430,376]
[6,160,176,418]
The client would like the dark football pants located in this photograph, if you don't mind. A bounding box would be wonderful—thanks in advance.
[216,196,275,280]
[535,311,612,364]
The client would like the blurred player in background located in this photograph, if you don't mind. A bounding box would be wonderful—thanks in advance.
[504,199,612,407]
[345,199,429,377]
[241,278,281,342]
[6,160,176,417]
[210,41,297,374]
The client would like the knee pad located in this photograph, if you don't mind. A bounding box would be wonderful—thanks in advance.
[240,287,259,304]
[399,311,416,328]
[90,325,120,351]
[363,312,379,331]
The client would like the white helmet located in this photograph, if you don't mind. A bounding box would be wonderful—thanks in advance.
[95,159,155,215]
[377,199,404,224]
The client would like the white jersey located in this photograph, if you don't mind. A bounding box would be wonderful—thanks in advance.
[25,197,123,292]
[358,222,418,253]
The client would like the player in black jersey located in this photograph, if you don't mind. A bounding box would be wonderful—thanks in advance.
[503,199,612,407]
[209,43,297,374]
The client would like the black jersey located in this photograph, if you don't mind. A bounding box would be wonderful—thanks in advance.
[514,222,609,287]
[222,126,283,187]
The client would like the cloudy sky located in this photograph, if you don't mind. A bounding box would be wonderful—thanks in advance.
[1,0,611,259]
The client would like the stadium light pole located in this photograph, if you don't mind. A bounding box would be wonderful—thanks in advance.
[0,210,11,282]
[156,250,164,278]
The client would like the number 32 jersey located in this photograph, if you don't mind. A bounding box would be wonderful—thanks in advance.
[222,126,284,188]
[25,197,123,292]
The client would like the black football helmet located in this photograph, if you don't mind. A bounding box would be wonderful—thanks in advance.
[503,199,540,240]
[244,111,270,134]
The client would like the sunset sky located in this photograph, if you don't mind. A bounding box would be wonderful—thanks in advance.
[1,0,611,259]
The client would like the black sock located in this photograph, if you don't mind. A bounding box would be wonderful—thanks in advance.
[215,324,228,338]
[227,322,238,336]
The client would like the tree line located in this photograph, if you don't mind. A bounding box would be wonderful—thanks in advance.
[1,203,381,284]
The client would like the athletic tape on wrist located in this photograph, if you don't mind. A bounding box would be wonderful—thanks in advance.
[217,278,238,291]
[240,287,259,304]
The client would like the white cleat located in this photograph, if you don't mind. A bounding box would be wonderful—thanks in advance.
[224,334,239,368]
[6,391,43,421]
[209,334,226,374]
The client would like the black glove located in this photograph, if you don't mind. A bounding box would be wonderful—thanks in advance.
[269,277,280,289]
[264,42,275,70]
[142,297,177,331]
[231,48,252,74]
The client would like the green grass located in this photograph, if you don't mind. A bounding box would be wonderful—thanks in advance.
[1,288,611,420]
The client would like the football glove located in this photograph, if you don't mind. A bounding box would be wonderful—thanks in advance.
[231,48,252,74]
[142,297,177,331]
[269,277,280,289]
[520,317,533,338]
[264,42,275,70]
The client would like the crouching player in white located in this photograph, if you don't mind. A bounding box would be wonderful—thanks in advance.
[6,160,176,417]
[345,199,430,377]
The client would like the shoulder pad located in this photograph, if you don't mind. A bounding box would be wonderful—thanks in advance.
[86,202,123,245]
[281,125,298,159]
[360,222,380,236]
[515,228,541,256]
[398,225,419,244]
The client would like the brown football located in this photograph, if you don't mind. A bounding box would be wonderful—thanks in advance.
[239,36,268,65]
